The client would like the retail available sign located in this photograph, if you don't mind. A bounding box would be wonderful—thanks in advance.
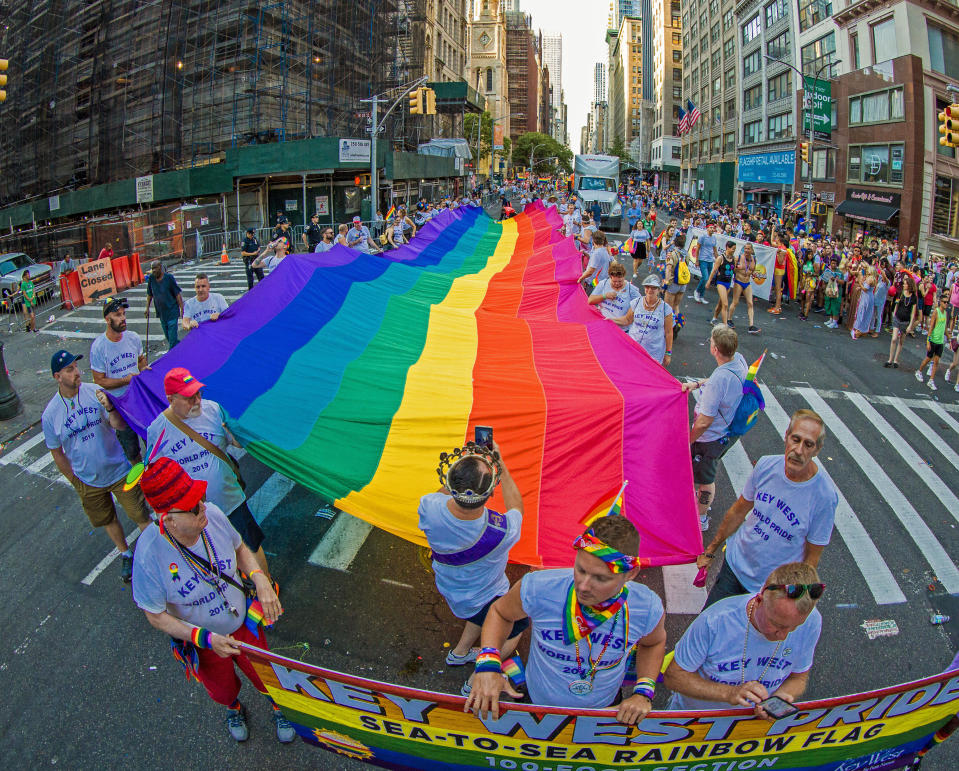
[847,188,901,207]
[738,151,797,185]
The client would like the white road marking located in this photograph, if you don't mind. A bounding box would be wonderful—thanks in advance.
[39,330,100,339]
[797,388,959,593]
[246,473,296,524]
[759,384,905,605]
[662,564,707,614]
[381,578,414,589]
[774,386,959,414]
[81,528,143,586]
[0,432,47,466]
[308,511,374,571]
[888,397,959,477]
[23,449,56,475]
[923,400,959,434]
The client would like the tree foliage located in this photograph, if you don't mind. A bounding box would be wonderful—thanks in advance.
[605,135,632,165]
[512,131,573,174]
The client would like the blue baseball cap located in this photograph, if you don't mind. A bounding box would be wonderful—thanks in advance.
[51,350,83,374]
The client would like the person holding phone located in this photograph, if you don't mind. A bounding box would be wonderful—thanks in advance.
[664,562,823,717]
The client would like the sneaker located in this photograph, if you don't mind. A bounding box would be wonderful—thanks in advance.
[226,705,249,742]
[915,369,925,383]
[693,292,703,303]
[954,381,958,392]
[726,320,735,329]
[928,379,938,391]
[460,680,472,697]
[748,325,760,335]
[699,514,710,531]
[710,317,719,325]
[272,709,296,743]
[813,306,826,314]
[798,315,807,321]
[946,369,952,383]
[697,295,709,305]
[120,553,134,583]
[446,648,479,666]
[927,363,934,377]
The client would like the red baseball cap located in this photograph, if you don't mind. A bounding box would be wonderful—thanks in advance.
[139,457,207,513]
[352,216,362,223]
[164,366,205,397]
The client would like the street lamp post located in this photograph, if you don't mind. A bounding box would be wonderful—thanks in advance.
[528,142,547,178]
[763,55,839,228]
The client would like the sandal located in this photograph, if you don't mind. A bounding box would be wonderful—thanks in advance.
[869,332,879,338]
[893,362,900,368]
[884,361,892,368]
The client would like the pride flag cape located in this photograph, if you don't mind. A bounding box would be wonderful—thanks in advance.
[116,201,700,568]
[785,246,799,299]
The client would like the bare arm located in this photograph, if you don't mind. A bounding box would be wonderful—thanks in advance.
[696,495,752,568]
[143,609,243,658]
[612,308,635,327]
[664,659,767,709]
[91,368,133,390]
[496,444,523,514]
[49,447,77,483]
[235,541,281,625]
[802,541,825,568]
[688,412,715,443]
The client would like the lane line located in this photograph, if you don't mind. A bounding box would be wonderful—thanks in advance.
[759,385,905,605]
[774,386,959,414]
[797,387,959,593]
[0,432,46,466]
[847,392,959,527]
[23,449,56,475]
[919,399,959,438]
[307,512,374,571]
[662,564,707,614]
[81,528,143,586]
[245,473,296,524]
[888,397,959,477]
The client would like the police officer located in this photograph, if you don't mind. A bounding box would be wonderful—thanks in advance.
[240,228,262,290]
[303,213,322,252]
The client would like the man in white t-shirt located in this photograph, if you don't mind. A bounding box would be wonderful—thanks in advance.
[465,516,666,724]
[665,562,823,715]
[589,262,640,327]
[181,273,229,331]
[697,409,837,606]
[90,296,147,463]
[347,216,377,253]
[419,442,528,690]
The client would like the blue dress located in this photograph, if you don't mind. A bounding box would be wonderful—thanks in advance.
[872,278,889,332]
[853,282,874,333]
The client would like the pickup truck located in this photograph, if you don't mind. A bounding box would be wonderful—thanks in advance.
[0,252,56,310]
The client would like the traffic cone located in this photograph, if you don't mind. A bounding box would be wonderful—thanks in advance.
[220,243,230,264]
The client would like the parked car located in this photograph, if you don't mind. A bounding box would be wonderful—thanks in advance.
[0,252,55,311]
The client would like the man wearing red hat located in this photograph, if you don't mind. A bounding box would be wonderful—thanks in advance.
[133,457,293,743]
[146,367,270,577]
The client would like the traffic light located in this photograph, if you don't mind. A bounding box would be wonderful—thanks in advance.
[424,88,437,115]
[799,141,810,163]
[939,104,959,147]
[0,59,7,102]
[409,88,424,115]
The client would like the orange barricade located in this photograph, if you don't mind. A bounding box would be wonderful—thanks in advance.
[111,256,131,291]
[129,252,145,286]
[59,272,84,310]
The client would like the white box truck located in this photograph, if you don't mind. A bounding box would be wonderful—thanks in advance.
[573,154,622,232]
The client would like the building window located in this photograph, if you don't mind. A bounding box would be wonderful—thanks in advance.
[933,176,959,237]
[743,119,762,144]
[713,76,721,95]
[724,38,735,60]
[700,139,709,155]
[486,68,493,92]
[713,106,721,124]
[701,60,709,79]
[725,98,736,120]
[744,84,763,110]
[767,71,791,102]
[805,148,837,181]
[674,66,682,81]
[797,0,832,33]
[764,0,788,27]
[673,85,682,98]
[672,145,682,159]
[849,88,904,125]
[725,132,736,152]
[743,15,762,45]
[691,42,699,60]
[847,143,905,185]
[871,18,898,64]
[743,50,762,77]
[712,135,722,154]
[723,10,734,31]
[712,50,721,70]
[673,32,681,45]
[673,50,682,62]
[767,111,792,139]
[801,31,837,76]
[692,69,699,89]
[850,33,860,70]
[767,31,790,61]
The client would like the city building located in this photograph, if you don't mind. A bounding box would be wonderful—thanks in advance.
[468,0,511,146]
[592,102,610,153]
[679,0,740,203]
[734,0,801,216]
[541,33,566,142]
[650,0,683,189]
[595,62,608,104]
[539,65,553,136]
[607,15,646,156]
[611,0,643,30]
[505,10,540,139]
[405,0,470,84]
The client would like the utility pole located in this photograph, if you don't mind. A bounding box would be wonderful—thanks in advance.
[370,94,379,217]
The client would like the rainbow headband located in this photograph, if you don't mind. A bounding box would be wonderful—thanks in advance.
[572,529,640,573]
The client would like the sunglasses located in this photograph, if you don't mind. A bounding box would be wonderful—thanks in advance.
[765,583,826,600]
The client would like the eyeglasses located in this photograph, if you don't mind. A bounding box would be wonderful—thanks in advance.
[765,583,826,600]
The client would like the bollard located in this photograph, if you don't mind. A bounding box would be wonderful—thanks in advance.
[0,342,22,420]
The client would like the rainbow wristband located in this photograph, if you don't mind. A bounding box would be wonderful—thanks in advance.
[633,677,656,700]
[190,626,213,650]
[475,647,502,675]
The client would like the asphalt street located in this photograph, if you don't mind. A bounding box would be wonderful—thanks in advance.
[1,207,957,768]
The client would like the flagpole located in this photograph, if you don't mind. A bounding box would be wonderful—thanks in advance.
[606,480,629,517]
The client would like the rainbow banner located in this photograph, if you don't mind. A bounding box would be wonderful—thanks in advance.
[244,643,959,770]
[117,201,700,568]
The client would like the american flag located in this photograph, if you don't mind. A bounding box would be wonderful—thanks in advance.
[678,106,689,135]
[687,99,701,128]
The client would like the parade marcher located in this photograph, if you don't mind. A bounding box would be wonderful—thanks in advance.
[681,324,747,531]
[132,458,293,743]
[90,296,146,463]
[419,442,528,692]
[43,350,152,582]
[251,237,289,274]
[347,216,378,253]
[579,231,613,286]
[663,232,689,316]
[145,260,184,349]
[240,228,263,290]
[464,515,666,723]
[313,227,335,254]
[821,255,843,329]
[664,562,823,714]
[697,409,837,606]
[303,212,323,252]
[589,261,640,327]
[147,366,271,576]
[615,274,673,366]
[706,241,737,327]
[181,273,229,331]
[693,223,717,304]
[727,242,760,334]
[769,232,789,315]
[387,215,407,249]
[915,294,951,391]
[851,265,876,340]
[886,273,918,368]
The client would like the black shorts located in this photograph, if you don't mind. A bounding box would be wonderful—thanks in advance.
[634,244,647,261]
[467,595,530,640]
[927,341,945,358]
[228,500,265,552]
[691,438,734,485]
[924,302,935,315]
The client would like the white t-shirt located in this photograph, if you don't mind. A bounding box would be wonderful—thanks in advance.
[182,293,228,326]
[146,400,245,516]
[42,382,129,488]
[587,247,613,283]
[417,493,521,619]
[314,240,334,254]
[696,353,748,442]
[132,502,247,636]
[89,331,143,397]
[726,455,838,591]
[265,254,285,272]
[627,297,673,364]
[670,594,822,711]
[590,278,640,322]
[520,569,664,709]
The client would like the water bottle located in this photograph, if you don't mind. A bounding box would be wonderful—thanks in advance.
[931,613,951,625]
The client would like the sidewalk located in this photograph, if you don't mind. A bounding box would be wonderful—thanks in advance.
[0,326,69,446]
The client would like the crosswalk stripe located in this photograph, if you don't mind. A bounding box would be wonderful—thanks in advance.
[662,564,707,614]
[888,397,959,477]
[776,386,959,414]
[0,432,47,466]
[797,387,959,594]
[758,384,906,605]
[23,449,56,475]
[924,400,959,434]
[246,473,297,524]
[846,392,959,528]
[49,308,242,326]
[308,511,374,571]
[39,331,100,339]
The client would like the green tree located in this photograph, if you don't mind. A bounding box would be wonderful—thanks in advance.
[511,131,573,174]
[605,135,632,165]
[463,111,494,160]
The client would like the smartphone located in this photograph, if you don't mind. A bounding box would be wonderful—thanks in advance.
[759,696,798,719]
[474,426,493,450]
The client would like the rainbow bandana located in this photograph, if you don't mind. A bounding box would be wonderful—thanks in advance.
[563,581,628,645]
[572,529,640,573]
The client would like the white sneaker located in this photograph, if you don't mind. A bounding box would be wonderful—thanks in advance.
[915,369,925,383]
[945,369,952,383]
[954,381,958,392]
[928,379,938,391]
[927,363,934,377]
[693,292,703,303]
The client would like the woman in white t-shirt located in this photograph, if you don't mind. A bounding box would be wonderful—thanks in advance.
[614,273,674,367]
[588,261,640,328]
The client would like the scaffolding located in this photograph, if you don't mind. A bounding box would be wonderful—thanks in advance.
[0,0,401,207]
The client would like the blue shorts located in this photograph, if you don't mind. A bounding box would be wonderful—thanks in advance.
[466,596,530,639]
[734,279,750,290]
[716,281,731,290]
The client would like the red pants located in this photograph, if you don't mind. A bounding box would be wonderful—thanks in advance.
[195,624,270,706]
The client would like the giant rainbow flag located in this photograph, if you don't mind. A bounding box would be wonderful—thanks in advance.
[117,201,700,568]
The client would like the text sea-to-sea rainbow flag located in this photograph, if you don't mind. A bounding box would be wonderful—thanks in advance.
[117,201,701,567]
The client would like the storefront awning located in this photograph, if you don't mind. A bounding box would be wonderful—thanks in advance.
[835,198,899,224]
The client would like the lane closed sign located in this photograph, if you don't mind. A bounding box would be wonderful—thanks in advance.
[78,257,117,304]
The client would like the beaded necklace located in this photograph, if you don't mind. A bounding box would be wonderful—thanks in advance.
[164,524,239,617]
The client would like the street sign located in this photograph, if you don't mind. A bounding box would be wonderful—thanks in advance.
[493,124,504,150]
[802,78,832,141]
[77,257,117,304]
[339,138,372,163]
[136,175,154,204]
